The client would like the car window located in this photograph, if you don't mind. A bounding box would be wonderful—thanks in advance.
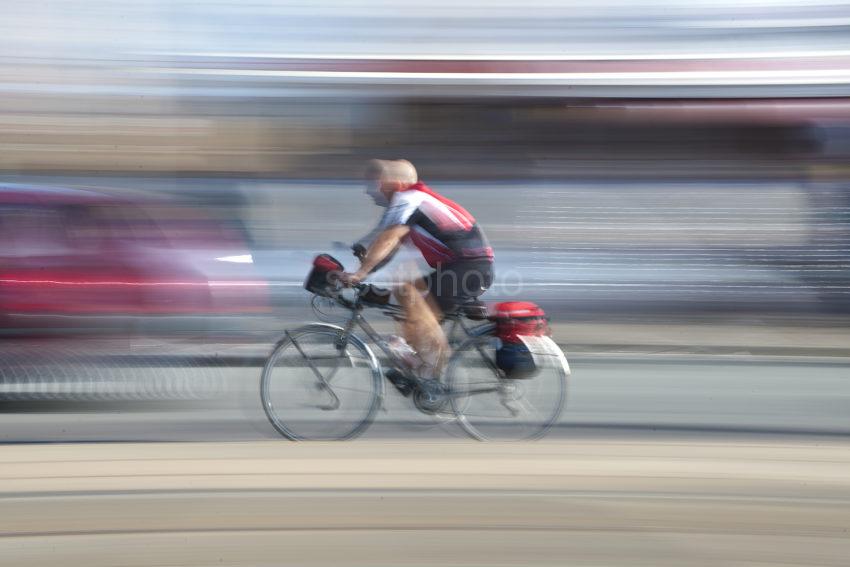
[0,205,74,257]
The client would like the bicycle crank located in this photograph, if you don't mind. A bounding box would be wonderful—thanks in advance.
[413,379,450,414]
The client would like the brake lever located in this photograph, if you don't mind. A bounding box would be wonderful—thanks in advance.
[351,243,367,261]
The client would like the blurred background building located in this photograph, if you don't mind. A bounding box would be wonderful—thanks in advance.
[2,0,850,177]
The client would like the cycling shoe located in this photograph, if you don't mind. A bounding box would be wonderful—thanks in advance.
[385,369,416,397]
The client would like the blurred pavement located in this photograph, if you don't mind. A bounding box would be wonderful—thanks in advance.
[3,439,849,566]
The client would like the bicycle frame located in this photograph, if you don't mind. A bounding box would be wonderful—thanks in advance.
[302,286,506,399]
[332,303,489,369]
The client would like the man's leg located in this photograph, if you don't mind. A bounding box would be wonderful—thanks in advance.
[395,280,448,379]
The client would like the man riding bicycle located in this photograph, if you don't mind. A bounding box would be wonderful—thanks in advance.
[340,159,494,387]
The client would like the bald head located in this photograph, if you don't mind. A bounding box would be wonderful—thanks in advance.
[364,159,419,206]
[366,159,418,186]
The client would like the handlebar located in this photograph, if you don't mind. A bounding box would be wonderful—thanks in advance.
[334,280,391,308]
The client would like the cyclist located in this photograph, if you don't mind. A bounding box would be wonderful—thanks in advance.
[340,159,494,388]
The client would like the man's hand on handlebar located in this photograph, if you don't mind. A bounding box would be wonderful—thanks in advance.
[337,271,366,287]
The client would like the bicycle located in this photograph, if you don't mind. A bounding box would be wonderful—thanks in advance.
[260,256,570,441]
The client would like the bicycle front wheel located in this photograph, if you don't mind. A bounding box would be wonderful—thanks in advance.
[260,324,383,441]
[446,335,568,441]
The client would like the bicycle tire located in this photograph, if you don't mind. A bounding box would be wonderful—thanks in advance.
[260,324,383,441]
[446,331,568,441]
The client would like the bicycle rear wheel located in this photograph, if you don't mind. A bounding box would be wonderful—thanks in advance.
[446,334,568,441]
[261,324,382,441]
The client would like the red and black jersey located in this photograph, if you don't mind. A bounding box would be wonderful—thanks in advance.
[377,182,494,268]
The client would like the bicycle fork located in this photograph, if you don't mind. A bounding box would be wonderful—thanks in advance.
[285,330,341,411]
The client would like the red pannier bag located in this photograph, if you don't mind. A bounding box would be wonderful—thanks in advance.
[489,301,550,378]
[490,301,550,343]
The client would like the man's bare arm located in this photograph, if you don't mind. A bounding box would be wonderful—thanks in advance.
[354,225,410,280]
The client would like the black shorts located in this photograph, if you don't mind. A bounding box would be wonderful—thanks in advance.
[424,260,494,312]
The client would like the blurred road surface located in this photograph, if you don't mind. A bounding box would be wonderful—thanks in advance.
[1,355,848,443]
[2,440,849,566]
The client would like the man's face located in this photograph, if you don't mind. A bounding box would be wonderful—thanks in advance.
[365,176,391,207]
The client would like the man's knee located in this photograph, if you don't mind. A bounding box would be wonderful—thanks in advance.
[394,282,420,305]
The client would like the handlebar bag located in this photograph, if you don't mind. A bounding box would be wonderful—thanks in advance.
[305,254,344,297]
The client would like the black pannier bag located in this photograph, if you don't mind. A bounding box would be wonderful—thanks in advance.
[490,301,550,379]
[305,254,344,297]
[361,284,391,305]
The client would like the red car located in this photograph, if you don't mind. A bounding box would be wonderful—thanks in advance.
[0,184,269,334]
